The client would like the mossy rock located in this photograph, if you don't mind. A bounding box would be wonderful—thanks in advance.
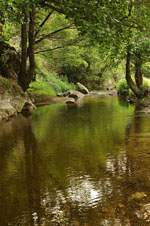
[0,76,24,96]
[0,41,20,80]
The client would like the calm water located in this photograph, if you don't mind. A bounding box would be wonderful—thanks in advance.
[1,96,150,225]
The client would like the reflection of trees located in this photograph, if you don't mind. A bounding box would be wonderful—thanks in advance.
[3,97,150,225]
[99,106,150,226]
[0,116,42,226]
[31,97,134,179]
[23,120,41,226]
[0,116,28,225]
[28,96,138,225]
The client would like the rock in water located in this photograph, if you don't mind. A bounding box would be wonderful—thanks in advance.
[106,86,116,91]
[77,82,89,94]
[0,93,36,121]
[0,77,36,121]
[63,90,84,99]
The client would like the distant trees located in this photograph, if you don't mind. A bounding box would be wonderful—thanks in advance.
[46,0,150,98]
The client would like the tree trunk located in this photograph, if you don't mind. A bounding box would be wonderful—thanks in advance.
[126,46,142,98]
[18,12,28,91]
[26,0,36,91]
[135,53,143,89]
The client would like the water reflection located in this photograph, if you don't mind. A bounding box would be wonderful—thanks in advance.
[1,96,150,225]
[23,120,41,226]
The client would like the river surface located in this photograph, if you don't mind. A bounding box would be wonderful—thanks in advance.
[1,96,150,226]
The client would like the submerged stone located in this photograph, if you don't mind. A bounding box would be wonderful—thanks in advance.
[128,192,147,201]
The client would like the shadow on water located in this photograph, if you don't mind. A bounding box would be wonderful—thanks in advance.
[1,96,150,225]
[23,120,42,226]
[0,116,42,226]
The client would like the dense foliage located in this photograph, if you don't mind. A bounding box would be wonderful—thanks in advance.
[1,0,150,97]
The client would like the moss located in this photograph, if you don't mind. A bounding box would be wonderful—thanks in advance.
[0,76,23,96]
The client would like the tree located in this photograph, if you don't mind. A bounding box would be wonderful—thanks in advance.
[1,0,73,91]
[2,0,150,96]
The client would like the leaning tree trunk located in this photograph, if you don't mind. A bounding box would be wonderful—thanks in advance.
[126,46,142,98]
[18,12,28,91]
[25,0,36,91]
[135,52,143,89]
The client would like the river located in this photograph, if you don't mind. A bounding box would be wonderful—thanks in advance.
[0,96,150,226]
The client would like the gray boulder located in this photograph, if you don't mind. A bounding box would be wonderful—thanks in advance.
[0,92,36,121]
[63,90,84,99]
[106,86,116,91]
[77,82,89,94]
[57,93,63,97]
[66,98,76,104]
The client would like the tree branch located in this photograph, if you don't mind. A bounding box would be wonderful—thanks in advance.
[128,0,133,17]
[35,26,71,44]
[40,1,65,14]
[34,10,54,38]
[35,46,67,54]
[35,43,87,54]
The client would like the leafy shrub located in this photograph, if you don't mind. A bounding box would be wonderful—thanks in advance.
[28,79,56,96]
[142,77,150,91]
[142,63,150,78]
[116,79,130,96]
[116,77,150,97]
[35,57,76,94]
[46,76,76,93]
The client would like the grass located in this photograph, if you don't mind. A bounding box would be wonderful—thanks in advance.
[28,79,56,96]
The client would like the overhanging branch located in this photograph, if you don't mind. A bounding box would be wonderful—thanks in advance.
[34,10,54,38]
[35,26,71,44]
[35,43,88,54]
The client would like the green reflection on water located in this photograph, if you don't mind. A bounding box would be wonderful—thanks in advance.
[1,96,150,225]
[31,97,134,181]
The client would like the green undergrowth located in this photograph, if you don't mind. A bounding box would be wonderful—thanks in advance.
[0,75,23,96]
[28,57,76,96]
[116,79,130,96]
[116,77,150,97]
[28,79,56,96]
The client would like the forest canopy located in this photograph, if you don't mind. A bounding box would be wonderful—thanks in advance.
[0,0,150,98]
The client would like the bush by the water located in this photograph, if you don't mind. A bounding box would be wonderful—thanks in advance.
[28,76,75,96]
[142,78,150,91]
[46,75,76,93]
[28,79,56,96]
[29,57,76,96]
[116,78,150,97]
[116,79,130,96]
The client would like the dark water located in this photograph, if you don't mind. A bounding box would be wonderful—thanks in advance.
[1,96,150,225]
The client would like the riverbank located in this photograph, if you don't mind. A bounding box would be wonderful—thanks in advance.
[2,75,150,122]
[32,90,116,105]
[119,94,150,114]
[0,81,117,121]
[0,76,36,121]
